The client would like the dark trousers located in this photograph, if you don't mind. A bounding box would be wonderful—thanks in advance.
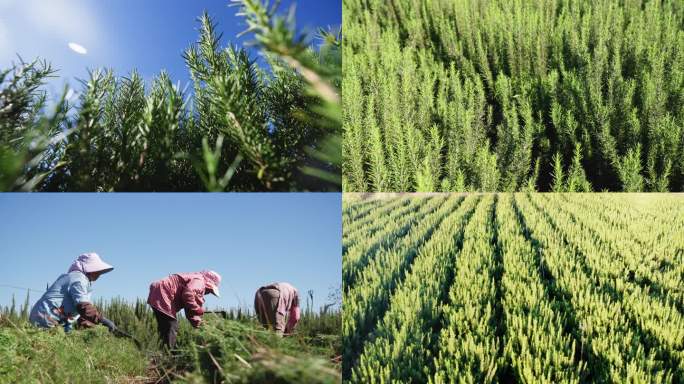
[153,308,178,349]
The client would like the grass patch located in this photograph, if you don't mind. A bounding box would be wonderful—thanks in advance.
[0,324,148,383]
[0,299,341,383]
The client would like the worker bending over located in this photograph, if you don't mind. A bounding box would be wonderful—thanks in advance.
[147,270,222,348]
[29,253,117,332]
[254,282,301,336]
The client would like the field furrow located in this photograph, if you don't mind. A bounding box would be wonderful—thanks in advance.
[533,194,684,378]
[431,194,500,383]
[497,194,583,383]
[342,196,435,283]
[351,195,480,382]
[342,197,411,243]
[342,195,467,377]
[342,193,684,383]
[558,194,684,299]
[343,197,428,254]
[343,198,381,225]
[523,193,676,382]
[555,194,684,310]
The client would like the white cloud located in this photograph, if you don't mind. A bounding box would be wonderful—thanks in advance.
[23,0,100,47]
[68,42,87,55]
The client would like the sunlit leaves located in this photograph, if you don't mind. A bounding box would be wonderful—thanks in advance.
[343,193,684,382]
[0,1,340,191]
[343,0,684,192]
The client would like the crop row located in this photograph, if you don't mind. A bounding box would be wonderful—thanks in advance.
[342,193,684,382]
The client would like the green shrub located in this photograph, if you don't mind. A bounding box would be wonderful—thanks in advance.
[0,0,341,191]
[0,325,147,383]
[343,0,684,192]
[343,193,684,382]
[0,295,341,383]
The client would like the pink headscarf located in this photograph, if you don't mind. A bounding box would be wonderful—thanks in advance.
[200,270,221,297]
[68,253,114,275]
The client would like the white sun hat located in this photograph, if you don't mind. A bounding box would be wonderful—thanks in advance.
[67,253,114,274]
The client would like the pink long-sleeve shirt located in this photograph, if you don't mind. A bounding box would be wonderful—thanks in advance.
[147,272,210,327]
[260,282,301,333]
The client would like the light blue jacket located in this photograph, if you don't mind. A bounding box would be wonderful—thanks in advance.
[29,271,92,332]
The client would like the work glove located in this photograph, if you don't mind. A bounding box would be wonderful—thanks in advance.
[100,317,117,332]
[76,302,102,324]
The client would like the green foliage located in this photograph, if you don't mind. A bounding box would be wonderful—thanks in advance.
[617,144,645,192]
[0,325,147,383]
[551,153,565,192]
[524,157,541,192]
[343,0,684,191]
[0,295,341,384]
[431,195,499,383]
[235,0,342,188]
[566,144,592,192]
[173,317,339,384]
[0,0,341,191]
[342,193,684,382]
[0,59,68,191]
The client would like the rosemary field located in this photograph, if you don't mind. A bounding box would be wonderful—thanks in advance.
[343,0,684,192]
[343,193,684,383]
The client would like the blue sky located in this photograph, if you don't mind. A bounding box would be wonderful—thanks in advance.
[0,193,342,312]
[0,0,341,100]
